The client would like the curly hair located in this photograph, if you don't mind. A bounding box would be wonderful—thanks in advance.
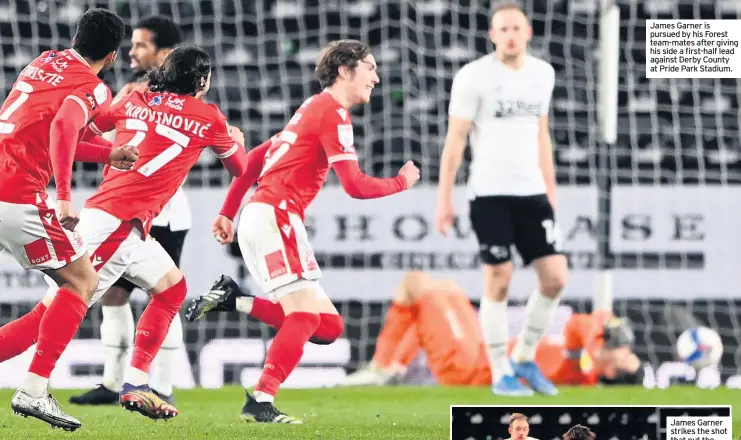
[147,45,211,96]
[315,39,371,88]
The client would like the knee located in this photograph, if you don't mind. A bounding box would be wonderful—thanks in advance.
[484,263,513,301]
[540,271,567,298]
[152,274,187,310]
[309,314,344,345]
[72,267,99,302]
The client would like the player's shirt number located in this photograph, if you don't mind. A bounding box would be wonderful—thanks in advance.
[260,131,297,177]
[0,81,33,135]
[124,118,191,176]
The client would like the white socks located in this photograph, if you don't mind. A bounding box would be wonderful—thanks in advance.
[511,291,559,362]
[150,313,183,397]
[20,373,49,398]
[479,296,513,382]
[254,390,274,403]
[235,296,255,314]
[100,304,135,392]
[123,367,148,387]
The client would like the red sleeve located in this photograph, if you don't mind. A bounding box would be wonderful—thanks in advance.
[318,106,359,166]
[332,160,407,199]
[74,141,110,164]
[219,139,271,220]
[88,108,117,135]
[206,106,247,177]
[50,97,89,200]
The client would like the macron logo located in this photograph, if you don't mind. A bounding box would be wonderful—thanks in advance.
[281,225,292,237]
[336,108,347,121]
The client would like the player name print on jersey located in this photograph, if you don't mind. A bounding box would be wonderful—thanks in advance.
[123,100,212,138]
[493,99,543,118]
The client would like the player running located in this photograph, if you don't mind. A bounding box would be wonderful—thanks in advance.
[341,272,642,388]
[436,1,567,396]
[186,39,420,424]
[3,45,248,422]
[70,14,187,407]
[0,8,126,431]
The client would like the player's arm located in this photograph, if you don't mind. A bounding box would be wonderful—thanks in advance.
[219,138,272,220]
[436,66,476,234]
[320,110,409,199]
[207,108,249,177]
[539,65,558,210]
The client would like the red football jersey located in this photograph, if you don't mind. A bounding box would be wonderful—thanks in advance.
[0,49,112,203]
[85,90,237,233]
[249,91,358,217]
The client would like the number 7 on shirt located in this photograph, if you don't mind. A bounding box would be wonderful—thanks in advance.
[123,118,191,176]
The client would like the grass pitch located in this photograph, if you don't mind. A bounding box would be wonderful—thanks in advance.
[0,386,736,439]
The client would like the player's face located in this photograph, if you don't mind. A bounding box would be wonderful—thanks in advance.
[129,29,161,72]
[509,420,530,440]
[597,345,632,378]
[350,54,379,105]
[489,8,532,58]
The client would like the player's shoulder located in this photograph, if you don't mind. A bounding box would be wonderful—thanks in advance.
[302,92,351,124]
[455,54,492,79]
[526,54,555,76]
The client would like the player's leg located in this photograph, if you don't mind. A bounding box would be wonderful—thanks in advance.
[148,226,188,403]
[469,196,533,396]
[509,194,567,395]
[117,235,185,420]
[343,272,425,385]
[0,200,101,431]
[69,279,135,405]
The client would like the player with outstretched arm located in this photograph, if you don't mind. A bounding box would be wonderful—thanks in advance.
[70,14,188,408]
[435,1,567,396]
[0,45,248,422]
[0,9,127,430]
[185,39,420,424]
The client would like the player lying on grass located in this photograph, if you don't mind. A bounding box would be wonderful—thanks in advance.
[0,8,128,431]
[186,39,420,424]
[0,45,249,422]
[342,271,643,387]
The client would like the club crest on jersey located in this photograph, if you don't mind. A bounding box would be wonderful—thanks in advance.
[85,93,96,111]
[493,100,542,118]
[165,96,185,111]
[41,51,57,63]
[337,124,354,148]
[148,95,163,106]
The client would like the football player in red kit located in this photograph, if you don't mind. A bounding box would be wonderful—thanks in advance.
[0,8,126,431]
[185,39,421,423]
[3,45,248,422]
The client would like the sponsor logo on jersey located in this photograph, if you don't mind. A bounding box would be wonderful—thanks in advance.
[493,100,542,118]
[165,96,186,111]
[85,93,96,111]
[41,51,57,62]
[148,95,163,106]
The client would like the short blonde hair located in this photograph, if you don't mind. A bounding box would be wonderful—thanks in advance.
[509,413,529,426]
[490,0,529,23]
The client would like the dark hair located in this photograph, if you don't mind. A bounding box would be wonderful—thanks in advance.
[72,8,126,61]
[147,45,211,96]
[509,413,529,426]
[135,16,183,50]
[315,39,371,88]
[490,0,529,23]
[563,424,596,440]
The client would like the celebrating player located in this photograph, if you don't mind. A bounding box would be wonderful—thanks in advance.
[0,8,125,430]
[563,425,596,440]
[435,1,567,396]
[70,15,187,407]
[341,272,642,388]
[3,45,248,422]
[185,39,420,423]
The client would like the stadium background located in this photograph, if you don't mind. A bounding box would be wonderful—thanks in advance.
[0,0,740,390]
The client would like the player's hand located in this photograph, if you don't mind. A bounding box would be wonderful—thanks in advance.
[212,215,235,244]
[108,145,139,170]
[229,126,245,146]
[436,201,455,236]
[56,200,79,231]
[398,160,420,189]
[112,82,146,104]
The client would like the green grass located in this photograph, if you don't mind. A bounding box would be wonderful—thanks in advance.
[0,386,737,439]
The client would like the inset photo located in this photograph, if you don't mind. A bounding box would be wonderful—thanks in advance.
[450,405,732,440]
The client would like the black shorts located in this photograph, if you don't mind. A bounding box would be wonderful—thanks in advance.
[469,194,561,266]
[112,226,188,292]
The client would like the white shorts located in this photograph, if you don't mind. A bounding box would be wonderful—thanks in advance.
[78,208,176,305]
[0,197,86,270]
[237,202,322,301]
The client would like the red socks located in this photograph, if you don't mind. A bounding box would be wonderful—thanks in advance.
[130,277,186,373]
[0,302,47,363]
[29,288,87,378]
[251,297,343,344]
[254,312,320,397]
[250,296,285,328]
